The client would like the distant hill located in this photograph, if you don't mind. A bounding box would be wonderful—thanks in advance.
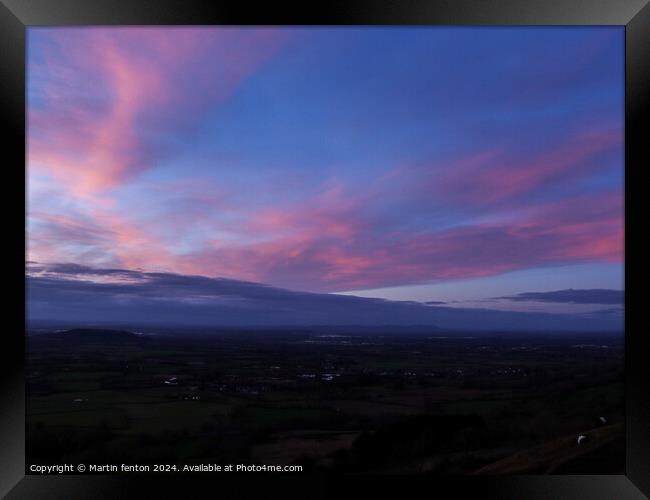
[52,328,146,343]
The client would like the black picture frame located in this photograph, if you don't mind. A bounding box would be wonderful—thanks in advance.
[1,1,648,497]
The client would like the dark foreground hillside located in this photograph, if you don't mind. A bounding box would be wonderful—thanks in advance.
[26,328,624,474]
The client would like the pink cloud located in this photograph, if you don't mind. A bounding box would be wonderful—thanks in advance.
[28,28,291,276]
[28,28,288,198]
[166,185,623,292]
[29,168,623,293]
[423,125,623,206]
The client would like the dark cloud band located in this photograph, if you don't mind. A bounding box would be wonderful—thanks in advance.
[27,263,623,332]
[495,289,623,305]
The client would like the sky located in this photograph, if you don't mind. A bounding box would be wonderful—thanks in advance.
[27,27,624,326]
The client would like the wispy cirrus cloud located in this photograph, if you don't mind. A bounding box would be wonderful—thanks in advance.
[392,124,622,209]
[28,27,288,197]
[174,187,622,292]
[28,171,623,293]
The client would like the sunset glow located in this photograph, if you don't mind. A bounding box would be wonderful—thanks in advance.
[27,27,624,310]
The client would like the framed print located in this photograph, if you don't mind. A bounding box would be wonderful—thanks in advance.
[1,0,649,498]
